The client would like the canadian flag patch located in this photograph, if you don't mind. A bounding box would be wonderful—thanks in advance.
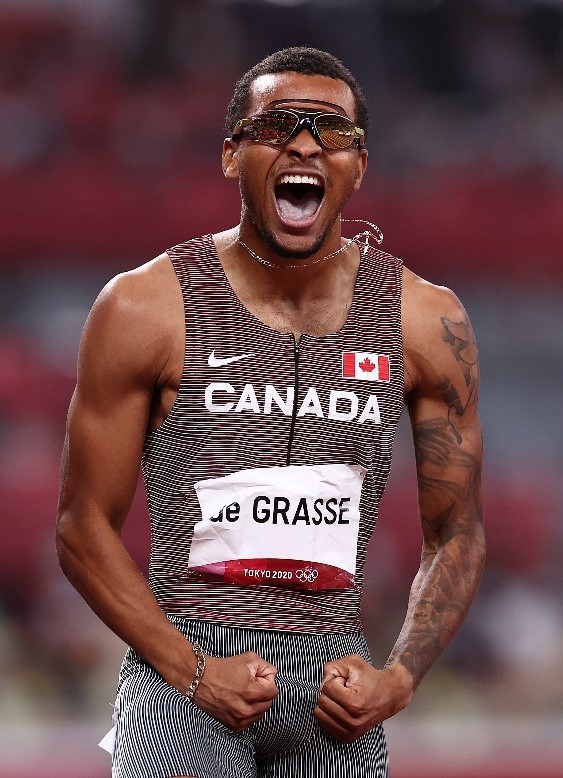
[342,352,390,382]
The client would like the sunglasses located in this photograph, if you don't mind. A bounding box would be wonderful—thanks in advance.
[231,109,365,151]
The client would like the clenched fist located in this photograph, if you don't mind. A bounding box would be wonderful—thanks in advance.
[314,655,413,743]
[194,652,279,732]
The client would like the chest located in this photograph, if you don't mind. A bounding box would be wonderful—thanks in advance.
[164,241,406,423]
[235,293,353,341]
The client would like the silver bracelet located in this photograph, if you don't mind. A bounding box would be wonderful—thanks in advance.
[185,642,206,701]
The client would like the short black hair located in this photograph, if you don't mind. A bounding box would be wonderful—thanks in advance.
[225,46,369,141]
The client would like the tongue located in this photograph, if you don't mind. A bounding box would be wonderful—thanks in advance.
[276,187,321,222]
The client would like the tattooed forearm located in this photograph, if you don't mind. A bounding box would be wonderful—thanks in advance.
[385,414,485,688]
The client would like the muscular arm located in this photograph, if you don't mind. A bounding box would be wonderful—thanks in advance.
[385,278,486,687]
[56,258,278,729]
[316,272,485,742]
[56,261,195,689]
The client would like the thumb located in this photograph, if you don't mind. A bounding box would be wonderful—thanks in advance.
[254,667,279,700]
[321,660,349,688]
[255,658,277,677]
[321,675,347,697]
[250,657,278,688]
[320,674,352,704]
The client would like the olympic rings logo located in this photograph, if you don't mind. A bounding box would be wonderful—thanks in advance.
[295,566,319,583]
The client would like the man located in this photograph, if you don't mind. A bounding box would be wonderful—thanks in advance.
[56,47,485,778]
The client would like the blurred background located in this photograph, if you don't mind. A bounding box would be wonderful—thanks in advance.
[0,0,562,776]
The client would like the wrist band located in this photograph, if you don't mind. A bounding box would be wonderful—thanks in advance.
[185,642,206,701]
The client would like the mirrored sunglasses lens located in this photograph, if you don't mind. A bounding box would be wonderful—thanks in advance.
[315,116,357,149]
[247,113,297,144]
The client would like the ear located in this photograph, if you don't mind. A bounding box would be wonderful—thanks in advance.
[222,138,240,179]
[353,148,368,191]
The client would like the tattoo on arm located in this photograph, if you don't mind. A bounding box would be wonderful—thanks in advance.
[438,315,479,442]
[387,416,484,685]
[388,314,485,686]
[440,315,478,392]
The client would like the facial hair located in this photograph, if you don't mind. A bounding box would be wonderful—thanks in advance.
[238,153,361,261]
[258,212,341,261]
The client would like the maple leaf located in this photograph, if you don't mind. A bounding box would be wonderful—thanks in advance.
[359,357,375,372]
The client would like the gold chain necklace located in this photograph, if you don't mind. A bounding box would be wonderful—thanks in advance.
[238,237,354,269]
[237,219,383,270]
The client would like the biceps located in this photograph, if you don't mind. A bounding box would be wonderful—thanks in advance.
[59,386,150,531]
[410,400,483,542]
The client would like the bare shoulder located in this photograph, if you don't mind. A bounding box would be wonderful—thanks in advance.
[402,266,467,337]
[92,252,177,325]
[79,253,182,385]
[402,266,479,402]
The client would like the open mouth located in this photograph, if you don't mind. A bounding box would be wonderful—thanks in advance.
[274,173,324,225]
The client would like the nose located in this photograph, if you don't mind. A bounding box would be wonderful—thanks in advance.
[285,127,322,159]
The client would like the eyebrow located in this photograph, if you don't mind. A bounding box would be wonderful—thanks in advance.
[265,98,348,114]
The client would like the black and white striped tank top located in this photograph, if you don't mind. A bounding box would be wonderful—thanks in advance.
[142,234,404,633]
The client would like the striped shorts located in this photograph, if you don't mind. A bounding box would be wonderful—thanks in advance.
[112,617,389,778]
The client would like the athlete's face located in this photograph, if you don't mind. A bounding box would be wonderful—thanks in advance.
[222,72,368,259]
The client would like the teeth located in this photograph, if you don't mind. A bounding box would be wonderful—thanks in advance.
[279,174,322,187]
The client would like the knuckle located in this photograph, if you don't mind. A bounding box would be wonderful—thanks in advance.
[349,700,365,717]
[240,702,255,718]
[344,697,361,715]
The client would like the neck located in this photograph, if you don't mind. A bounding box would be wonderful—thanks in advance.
[212,226,361,338]
[237,210,349,265]
[238,236,354,271]
[214,226,360,302]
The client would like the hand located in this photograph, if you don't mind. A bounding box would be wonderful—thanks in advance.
[193,652,278,732]
[314,655,413,743]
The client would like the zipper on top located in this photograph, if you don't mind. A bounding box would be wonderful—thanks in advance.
[286,334,300,466]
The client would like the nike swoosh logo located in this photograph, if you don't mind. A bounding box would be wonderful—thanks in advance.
[208,350,255,368]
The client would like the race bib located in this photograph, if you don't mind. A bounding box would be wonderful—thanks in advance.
[188,464,366,590]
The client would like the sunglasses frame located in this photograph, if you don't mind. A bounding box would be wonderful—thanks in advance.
[231,109,365,150]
